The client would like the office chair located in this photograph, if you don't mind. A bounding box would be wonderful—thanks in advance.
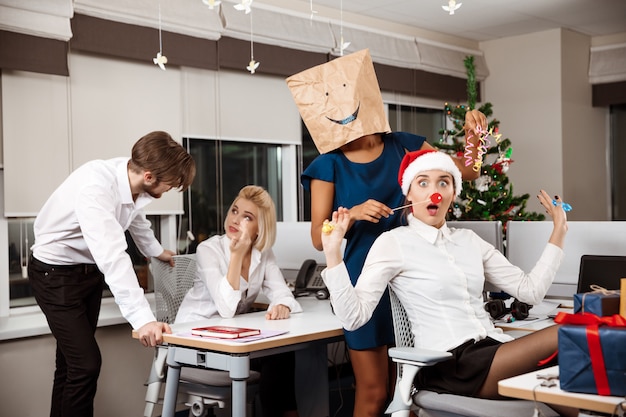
[144,254,260,417]
[385,287,558,417]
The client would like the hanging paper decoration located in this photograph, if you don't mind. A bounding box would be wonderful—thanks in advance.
[234,0,253,14]
[202,0,221,10]
[310,0,317,21]
[442,0,462,15]
[233,0,259,73]
[338,0,350,56]
[153,4,168,70]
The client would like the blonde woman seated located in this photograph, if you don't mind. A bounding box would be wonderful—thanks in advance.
[176,185,302,417]
[320,150,577,417]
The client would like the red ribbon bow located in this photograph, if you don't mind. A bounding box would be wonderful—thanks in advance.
[554,312,626,396]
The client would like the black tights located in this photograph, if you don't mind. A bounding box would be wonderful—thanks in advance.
[477,325,577,417]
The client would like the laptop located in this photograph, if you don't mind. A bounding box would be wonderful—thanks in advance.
[576,254,626,293]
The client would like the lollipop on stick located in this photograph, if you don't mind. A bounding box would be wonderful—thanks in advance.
[391,192,443,212]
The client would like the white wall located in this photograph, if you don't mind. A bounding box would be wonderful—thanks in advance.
[0,324,156,417]
[481,29,609,220]
[480,29,565,217]
[560,30,609,220]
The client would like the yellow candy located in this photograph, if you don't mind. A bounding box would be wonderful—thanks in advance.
[322,221,334,234]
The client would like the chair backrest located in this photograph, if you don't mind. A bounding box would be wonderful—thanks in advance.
[389,286,414,349]
[152,254,197,324]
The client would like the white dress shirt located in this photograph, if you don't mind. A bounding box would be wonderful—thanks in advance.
[322,215,563,352]
[31,158,164,329]
[175,234,302,323]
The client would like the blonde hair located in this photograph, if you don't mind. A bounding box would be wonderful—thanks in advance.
[230,185,276,252]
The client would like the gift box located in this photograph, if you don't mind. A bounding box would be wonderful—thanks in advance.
[573,291,620,316]
[557,313,626,396]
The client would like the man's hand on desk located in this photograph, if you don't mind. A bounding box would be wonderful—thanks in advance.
[137,321,172,347]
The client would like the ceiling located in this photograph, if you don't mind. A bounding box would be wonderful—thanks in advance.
[261,0,626,43]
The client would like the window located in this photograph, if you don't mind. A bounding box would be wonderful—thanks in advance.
[611,104,626,220]
[180,138,284,253]
[7,216,160,308]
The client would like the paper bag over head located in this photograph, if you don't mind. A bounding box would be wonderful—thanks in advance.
[286,49,391,154]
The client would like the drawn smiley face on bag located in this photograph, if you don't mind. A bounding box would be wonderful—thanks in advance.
[286,49,391,154]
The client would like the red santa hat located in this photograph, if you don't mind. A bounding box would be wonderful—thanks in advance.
[398,149,462,197]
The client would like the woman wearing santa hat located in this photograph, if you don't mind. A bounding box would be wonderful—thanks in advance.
[319,149,576,417]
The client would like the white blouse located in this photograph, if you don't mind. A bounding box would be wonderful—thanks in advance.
[175,234,302,323]
[322,216,563,352]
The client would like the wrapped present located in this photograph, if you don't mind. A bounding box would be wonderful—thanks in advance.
[573,285,620,316]
[556,312,626,396]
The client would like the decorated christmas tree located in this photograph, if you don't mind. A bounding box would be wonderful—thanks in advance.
[434,56,545,225]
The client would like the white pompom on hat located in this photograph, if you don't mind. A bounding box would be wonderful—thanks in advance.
[398,149,462,197]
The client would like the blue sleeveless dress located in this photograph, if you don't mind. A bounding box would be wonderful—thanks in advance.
[301,132,426,349]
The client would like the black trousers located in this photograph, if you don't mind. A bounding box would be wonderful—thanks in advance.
[29,256,104,417]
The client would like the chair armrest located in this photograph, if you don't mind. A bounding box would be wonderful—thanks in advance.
[388,346,452,366]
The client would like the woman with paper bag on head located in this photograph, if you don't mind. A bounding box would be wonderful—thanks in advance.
[287,49,487,416]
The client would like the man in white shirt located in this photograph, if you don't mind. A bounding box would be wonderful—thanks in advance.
[28,131,196,417]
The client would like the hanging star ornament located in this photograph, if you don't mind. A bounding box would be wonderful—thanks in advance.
[247,59,260,74]
[153,52,168,70]
[202,0,221,10]
[310,0,318,21]
[442,0,462,15]
[234,0,253,14]
[153,4,167,70]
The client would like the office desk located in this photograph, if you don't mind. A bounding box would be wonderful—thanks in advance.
[136,297,344,417]
[498,366,625,414]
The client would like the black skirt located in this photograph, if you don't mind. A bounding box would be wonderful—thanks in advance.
[415,337,502,396]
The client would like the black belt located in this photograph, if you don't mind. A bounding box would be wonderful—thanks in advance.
[30,255,100,274]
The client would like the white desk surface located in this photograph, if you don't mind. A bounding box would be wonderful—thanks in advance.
[498,366,625,414]
[135,297,343,353]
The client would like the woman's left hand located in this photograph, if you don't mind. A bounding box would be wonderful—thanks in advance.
[265,304,291,320]
[537,189,568,248]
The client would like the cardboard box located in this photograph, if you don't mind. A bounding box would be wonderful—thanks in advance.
[573,291,620,316]
[558,324,626,396]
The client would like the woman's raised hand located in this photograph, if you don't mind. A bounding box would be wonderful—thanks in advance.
[350,199,393,223]
[321,207,350,267]
[537,189,568,249]
[229,218,253,254]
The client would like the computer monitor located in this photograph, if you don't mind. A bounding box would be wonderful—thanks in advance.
[577,254,626,293]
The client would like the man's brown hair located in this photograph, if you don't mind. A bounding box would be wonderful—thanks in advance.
[129,131,196,191]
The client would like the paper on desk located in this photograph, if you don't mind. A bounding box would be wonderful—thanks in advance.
[530,299,561,316]
[178,329,289,343]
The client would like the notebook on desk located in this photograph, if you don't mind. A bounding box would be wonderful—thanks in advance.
[576,254,626,293]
